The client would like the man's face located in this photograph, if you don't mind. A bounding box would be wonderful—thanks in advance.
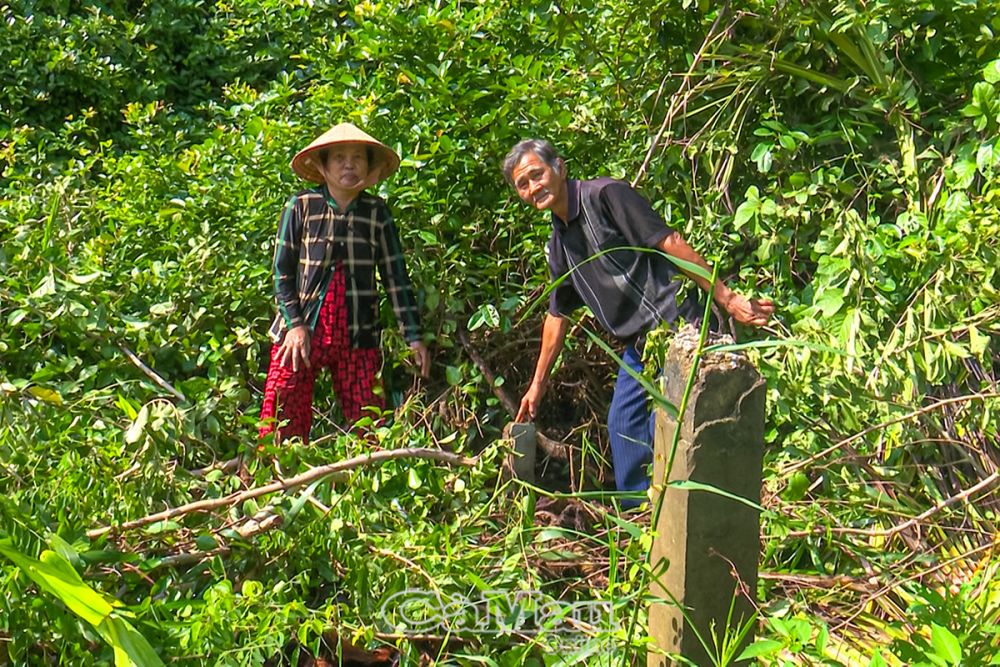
[323,143,370,191]
[511,151,565,213]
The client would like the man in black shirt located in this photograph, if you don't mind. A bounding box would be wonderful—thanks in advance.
[504,139,774,505]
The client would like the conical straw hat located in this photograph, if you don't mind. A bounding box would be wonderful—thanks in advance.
[291,123,401,185]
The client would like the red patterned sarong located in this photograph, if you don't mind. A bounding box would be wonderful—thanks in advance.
[259,264,382,443]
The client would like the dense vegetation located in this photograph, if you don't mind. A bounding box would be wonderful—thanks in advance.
[1,0,997,664]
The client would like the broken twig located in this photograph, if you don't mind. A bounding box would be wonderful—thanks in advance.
[119,344,187,402]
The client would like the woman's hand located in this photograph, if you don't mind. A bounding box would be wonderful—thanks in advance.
[279,325,311,372]
[409,341,431,378]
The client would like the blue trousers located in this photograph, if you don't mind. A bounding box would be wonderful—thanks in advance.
[608,344,657,507]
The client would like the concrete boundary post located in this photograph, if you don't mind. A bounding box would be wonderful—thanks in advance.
[647,327,766,667]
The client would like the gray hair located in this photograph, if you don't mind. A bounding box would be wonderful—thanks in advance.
[502,138,562,185]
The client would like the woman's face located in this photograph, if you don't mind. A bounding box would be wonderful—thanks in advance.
[323,143,370,192]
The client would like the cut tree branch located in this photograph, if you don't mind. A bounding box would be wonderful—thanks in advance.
[89,448,477,539]
[152,509,282,569]
[187,457,241,478]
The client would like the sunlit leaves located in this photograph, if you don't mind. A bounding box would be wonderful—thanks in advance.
[2,0,1000,665]
[929,624,963,667]
[0,539,164,666]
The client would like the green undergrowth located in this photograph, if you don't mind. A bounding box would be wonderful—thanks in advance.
[2,0,998,665]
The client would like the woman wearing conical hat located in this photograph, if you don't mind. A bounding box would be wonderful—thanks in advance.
[259,123,430,443]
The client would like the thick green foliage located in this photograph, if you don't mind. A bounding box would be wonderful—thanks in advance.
[1,0,997,665]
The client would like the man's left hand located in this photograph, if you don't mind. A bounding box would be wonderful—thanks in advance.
[725,293,776,327]
[409,341,431,378]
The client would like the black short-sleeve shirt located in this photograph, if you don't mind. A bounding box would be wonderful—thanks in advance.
[547,178,703,342]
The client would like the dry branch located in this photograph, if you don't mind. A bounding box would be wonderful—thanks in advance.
[89,448,477,539]
[632,1,735,185]
[785,470,1000,539]
[782,392,1000,475]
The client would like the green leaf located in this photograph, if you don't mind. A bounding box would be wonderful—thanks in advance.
[869,651,888,667]
[604,512,642,540]
[407,468,423,489]
[287,479,324,522]
[1,542,162,666]
[28,385,63,405]
[969,326,989,355]
[815,622,829,653]
[194,534,218,551]
[32,271,57,298]
[46,534,83,569]
[973,81,996,108]
[814,289,845,318]
[143,520,181,535]
[783,471,809,501]
[246,117,264,136]
[733,200,757,230]
[445,365,462,386]
[736,638,783,660]
[535,527,571,542]
[977,143,995,173]
[125,405,149,444]
[984,59,1000,84]
[149,301,175,316]
[7,309,29,326]
[100,615,165,667]
[468,303,500,331]
[667,480,765,511]
[751,142,774,172]
[0,539,114,628]
[953,159,978,188]
[68,271,103,285]
[930,623,962,666]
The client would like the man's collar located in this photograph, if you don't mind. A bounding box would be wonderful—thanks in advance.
[552,179,580,226]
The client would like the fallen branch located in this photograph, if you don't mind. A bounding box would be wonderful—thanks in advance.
[831,541,998,635]
[458,328,572,461]
[89,448,477,539]
[632,2,735,186]
[152,509,282,569]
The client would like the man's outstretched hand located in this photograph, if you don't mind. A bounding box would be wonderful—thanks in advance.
[725,293,776,327]
[515,383,544,422]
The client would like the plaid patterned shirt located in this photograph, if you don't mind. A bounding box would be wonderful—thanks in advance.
[267,185,421,348]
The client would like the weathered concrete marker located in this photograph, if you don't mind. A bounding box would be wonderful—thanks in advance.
[503,421,537,484]
[648,327,766,667]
